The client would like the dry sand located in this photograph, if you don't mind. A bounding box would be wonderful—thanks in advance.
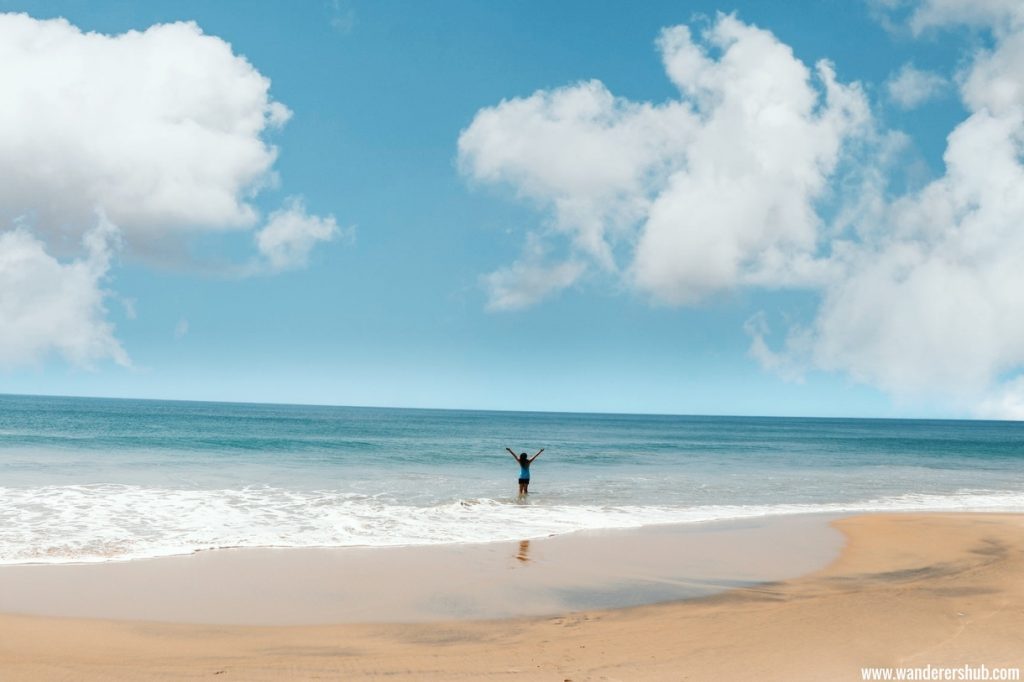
[1,513,1022,680]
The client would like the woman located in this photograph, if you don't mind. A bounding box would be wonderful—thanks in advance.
[506,447,544,497]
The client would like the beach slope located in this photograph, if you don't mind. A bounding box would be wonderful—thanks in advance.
[1,513,1021,681]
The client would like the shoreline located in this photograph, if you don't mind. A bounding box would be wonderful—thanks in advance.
[0,510,845,569]
[0,513,844,624]
[8,497,1024,570]
[1,512,1022,680]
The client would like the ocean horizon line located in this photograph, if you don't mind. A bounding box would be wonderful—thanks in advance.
[0,392,1012,425]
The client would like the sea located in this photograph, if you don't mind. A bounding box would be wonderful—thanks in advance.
[1,393,1022,565]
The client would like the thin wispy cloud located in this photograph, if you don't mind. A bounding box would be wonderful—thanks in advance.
[484,234,585,311]
[886,63,948,108]
[327,0,356,34]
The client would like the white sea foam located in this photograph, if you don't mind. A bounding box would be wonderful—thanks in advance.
[2,485,1024,564]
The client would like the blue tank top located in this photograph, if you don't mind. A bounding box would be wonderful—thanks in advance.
[519,464,530,479]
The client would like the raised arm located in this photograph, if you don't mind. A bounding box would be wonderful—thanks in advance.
[529,448,544,462]
[506,447,519,461]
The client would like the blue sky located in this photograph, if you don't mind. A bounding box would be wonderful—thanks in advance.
[1,1,1022,418]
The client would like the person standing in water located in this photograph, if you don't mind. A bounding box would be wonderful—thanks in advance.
[507,447,543,497]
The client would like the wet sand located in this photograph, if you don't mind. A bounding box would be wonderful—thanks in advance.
[0,514,842,624]
[1,513,1022,680]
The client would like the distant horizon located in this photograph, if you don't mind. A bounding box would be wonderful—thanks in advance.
[4,391,1020,424]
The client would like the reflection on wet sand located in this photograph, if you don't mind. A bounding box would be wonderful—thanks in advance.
[516,540,530,563]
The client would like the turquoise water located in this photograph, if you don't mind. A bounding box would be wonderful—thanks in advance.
[1,393,1022,563]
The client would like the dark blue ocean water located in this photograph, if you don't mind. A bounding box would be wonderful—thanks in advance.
[1,394,1022,563]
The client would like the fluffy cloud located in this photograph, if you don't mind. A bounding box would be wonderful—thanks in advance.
[756,5,1024,416]
[886,63,948,108]
[462,8,1024,417]
[0,13,290,245]
[0,215,127,368]
[0,13,340,369]
[254,198,344,273]
[631,21,868,304]
[459,80,692,269]
[459,14,869,307]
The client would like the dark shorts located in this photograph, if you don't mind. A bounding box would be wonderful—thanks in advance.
[518,478,529,485]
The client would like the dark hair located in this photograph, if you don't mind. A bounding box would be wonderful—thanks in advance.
[519,453,528,462]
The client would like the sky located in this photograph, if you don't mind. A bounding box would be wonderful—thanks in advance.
[1,0,1023,419]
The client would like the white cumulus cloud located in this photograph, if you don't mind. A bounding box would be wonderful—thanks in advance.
[254,198,344,273]
[0,215,127,368]
[459,14,869,307]
[886,63,948,108]
[463,7,1024,417]
[459,80,692,269]
[0,13,291,246]
[631,20,868,304]
[756,5,1024,416]
[0,13,342,369]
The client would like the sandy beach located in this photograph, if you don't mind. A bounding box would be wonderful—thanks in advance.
[1,512,1022,680]
[0,514,844,624]
[5,1,1024,679]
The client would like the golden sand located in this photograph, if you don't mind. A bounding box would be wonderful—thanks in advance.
[1,513,1021,681]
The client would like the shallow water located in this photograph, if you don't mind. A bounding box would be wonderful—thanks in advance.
[1,394,1022,563]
